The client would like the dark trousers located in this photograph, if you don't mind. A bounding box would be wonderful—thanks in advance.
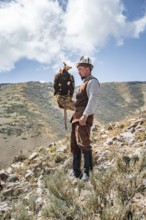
[70,122,93,176]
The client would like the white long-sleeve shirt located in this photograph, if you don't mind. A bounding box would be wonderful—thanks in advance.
[83,76,100,117]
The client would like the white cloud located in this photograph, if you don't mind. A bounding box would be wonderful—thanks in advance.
[0,0,64,71]
[64,0,126,53]
[134,15,146,37]
[0,0,146,72]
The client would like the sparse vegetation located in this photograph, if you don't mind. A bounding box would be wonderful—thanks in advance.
[135,130,146,141]
[0,82,146,219]
[41,155,145,220]
[11,203,35,220]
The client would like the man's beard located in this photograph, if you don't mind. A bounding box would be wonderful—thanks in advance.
[81,76,86,80]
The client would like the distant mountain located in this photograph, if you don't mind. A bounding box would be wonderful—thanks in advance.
[95,81,146,123]
[0,81,146,166]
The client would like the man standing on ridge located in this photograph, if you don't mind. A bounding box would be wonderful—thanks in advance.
[70,56,100,181]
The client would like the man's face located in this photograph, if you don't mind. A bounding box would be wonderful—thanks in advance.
[77,66,90,80]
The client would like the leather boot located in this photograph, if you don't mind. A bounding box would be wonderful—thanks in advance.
[83,150,93,178]
[73,150,82,178]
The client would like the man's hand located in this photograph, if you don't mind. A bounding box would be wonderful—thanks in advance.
[79,115,87,126]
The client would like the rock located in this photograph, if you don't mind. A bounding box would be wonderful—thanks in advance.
[25,169,34,180]
[132,142,143,148]
[10,162,24,170]
[135,125,146,132]
[6,167,13,174]
[0,170,8,181]
[143,179,146,188]
[120,132,135,144]
[7,174,19,182]
[0,182,3,191]
[49,142,56,147]
[112,136,117,141]
[37,176,43,188]
[36,197,44,211]
[97,159,114,171]
[62,157,72,169]
[135,148,146,156]
[29,152,39,160]
[56,145,67,152]
[127,124,137,130]
[92,124,100,132]
[129,127,136,133]
[96,156,105,164]
[107,123,114,130]
[116,135,125,142]
[0,202,11,213]
[101,134,108,138]
[2,188,13,197]
[103,138,113,146]
[100,128,107,133]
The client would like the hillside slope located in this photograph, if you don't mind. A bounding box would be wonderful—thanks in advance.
[96,81,146,123]
[0,111,146,219]
[0,81,146,166]
[0,82,68,166]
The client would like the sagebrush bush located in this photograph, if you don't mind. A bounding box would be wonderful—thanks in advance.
[41,155,145,220]
[12,203,35,220]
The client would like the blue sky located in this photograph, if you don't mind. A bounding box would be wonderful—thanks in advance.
[0,0,146,85]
